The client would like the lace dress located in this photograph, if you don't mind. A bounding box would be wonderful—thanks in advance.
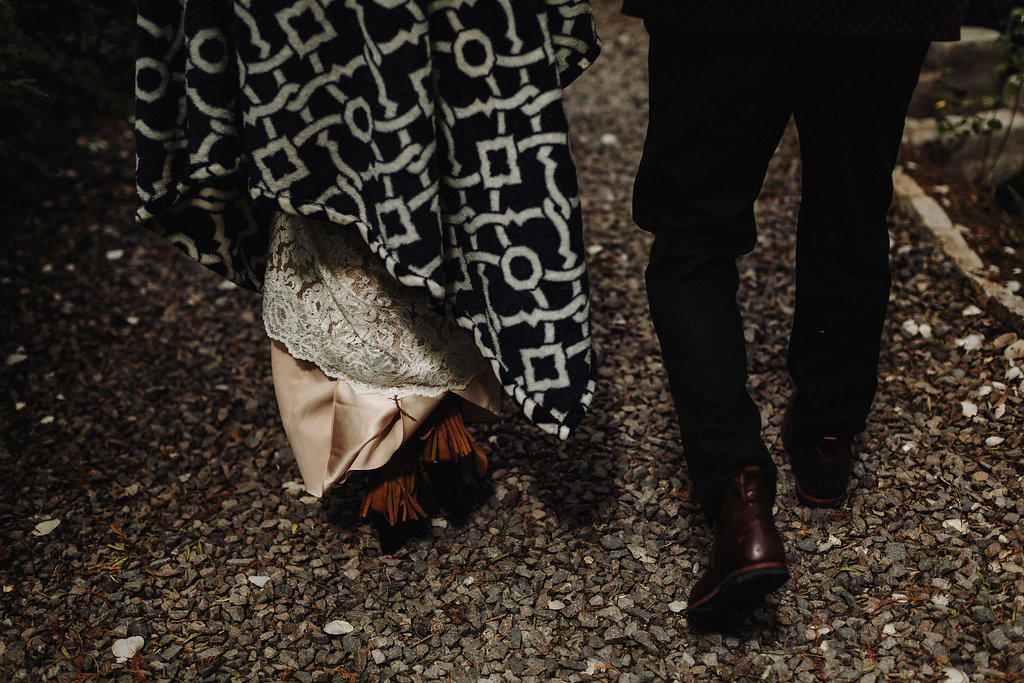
[262,213,500,496]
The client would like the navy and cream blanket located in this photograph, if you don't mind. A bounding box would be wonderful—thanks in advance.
[135,0,601,437]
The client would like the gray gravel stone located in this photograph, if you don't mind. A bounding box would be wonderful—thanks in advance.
[972,606,997,623]
[600,535,626,551]
[987,629,1011,650]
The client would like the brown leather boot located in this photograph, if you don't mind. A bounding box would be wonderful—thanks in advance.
[781,397,853,508]
[687,466,789,620]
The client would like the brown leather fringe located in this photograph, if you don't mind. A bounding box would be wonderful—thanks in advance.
[360,397,488,526]
[359,441,427,525]
[417,399,488,479]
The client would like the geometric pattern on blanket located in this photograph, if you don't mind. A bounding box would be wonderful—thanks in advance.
[135,0,601,437]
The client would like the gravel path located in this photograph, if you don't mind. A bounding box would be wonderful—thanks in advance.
[2,3,1023,681]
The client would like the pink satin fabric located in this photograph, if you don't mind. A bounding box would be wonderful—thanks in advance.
[270,341,501,496]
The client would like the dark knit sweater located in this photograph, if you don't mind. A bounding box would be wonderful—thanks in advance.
[621,0,961,41]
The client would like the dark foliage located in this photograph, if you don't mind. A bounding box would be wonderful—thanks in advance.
[962,0,1021,31]
[0,0,135,216]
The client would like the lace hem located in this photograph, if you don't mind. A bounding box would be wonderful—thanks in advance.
[262,213,488,398]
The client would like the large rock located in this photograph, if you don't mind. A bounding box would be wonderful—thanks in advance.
[945,108,1024,187]
[909,26,1004,117]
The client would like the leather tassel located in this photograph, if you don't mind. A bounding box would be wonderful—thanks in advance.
[418,399,488,479]
[359,443,428,525]
[360,397,488,526]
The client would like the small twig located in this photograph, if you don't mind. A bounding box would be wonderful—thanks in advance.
[643,661,669,682]
[481,612,510,625]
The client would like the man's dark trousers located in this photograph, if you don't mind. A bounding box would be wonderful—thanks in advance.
[633,27,929,517]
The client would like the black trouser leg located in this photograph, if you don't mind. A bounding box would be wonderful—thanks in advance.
[633,30,792,518]
[786,40,929,436]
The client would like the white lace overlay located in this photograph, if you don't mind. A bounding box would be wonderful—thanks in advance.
[262,213,489,398]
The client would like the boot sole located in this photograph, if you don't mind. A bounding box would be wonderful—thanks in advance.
[687,563,790,620]
[794,482,846,509]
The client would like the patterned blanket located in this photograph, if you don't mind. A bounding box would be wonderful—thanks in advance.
[135,0,601,437]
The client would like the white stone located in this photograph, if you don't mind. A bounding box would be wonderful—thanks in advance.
[943,667,969,683]
[961,401,978,418]
[324,620,355,635]
[955,334,984,351]
[248,575,271,587]
[943,518,968,533]
[112,636,145,662]
[32,520,60,536]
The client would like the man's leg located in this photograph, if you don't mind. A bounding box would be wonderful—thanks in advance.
[634,27,793,517]
[782,39,929,507]
[788,40,930,437]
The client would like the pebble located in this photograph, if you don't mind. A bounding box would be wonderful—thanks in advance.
[600,535,626,551]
